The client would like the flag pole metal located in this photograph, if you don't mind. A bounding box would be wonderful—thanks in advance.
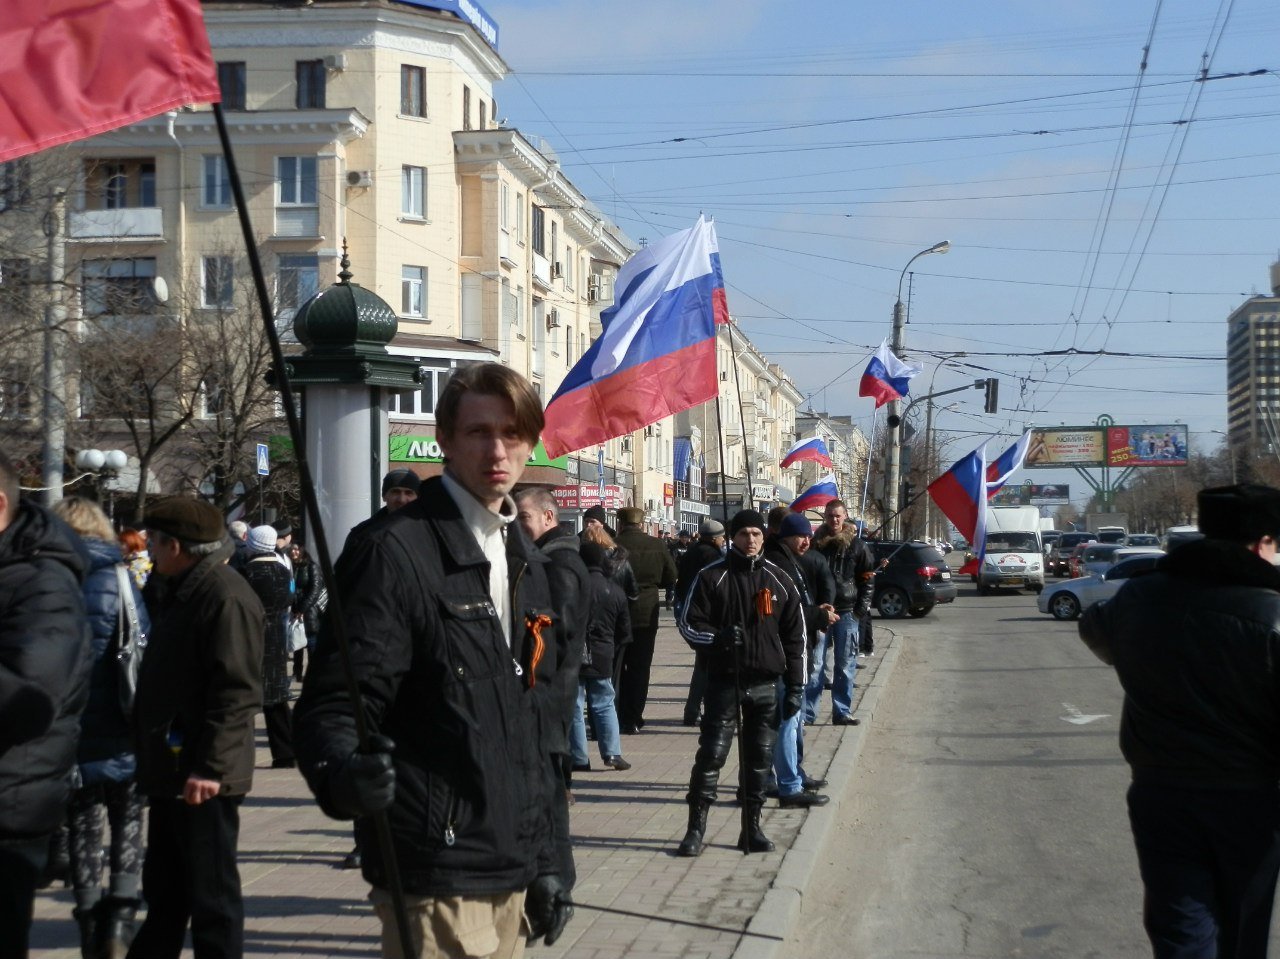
[859,406,878,525]
[211,103,418,959]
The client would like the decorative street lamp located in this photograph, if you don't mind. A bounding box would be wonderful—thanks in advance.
[75,448,128,521]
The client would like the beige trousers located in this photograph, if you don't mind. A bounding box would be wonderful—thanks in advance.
[370,888,528,959]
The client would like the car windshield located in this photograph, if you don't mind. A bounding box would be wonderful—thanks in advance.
[1127,535,1159,546]
[987,532,1038,551]
[1084,545,1121,560]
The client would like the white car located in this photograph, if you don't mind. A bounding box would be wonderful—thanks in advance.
[1037,553,1164,620]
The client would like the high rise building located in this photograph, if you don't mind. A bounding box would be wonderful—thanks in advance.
[1226,260,1280,460]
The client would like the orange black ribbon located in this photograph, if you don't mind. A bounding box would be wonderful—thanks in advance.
[525,613,552,686]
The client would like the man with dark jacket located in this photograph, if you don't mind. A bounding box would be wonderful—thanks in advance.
[295,363,574,957]
[806,499,874,726]
[0,452,91,959]
[1080,484,1280,959]
[675,509,806,857]
[130,496,264,959]
[677,519,726,726]
[614,506,678,734]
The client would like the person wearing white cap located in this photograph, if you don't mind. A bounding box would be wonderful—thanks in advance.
[240,525,297,769]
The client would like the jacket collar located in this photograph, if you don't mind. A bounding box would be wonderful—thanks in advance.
[812,522,858,552]
[170,540,236,602]
[413,477,542,573]
[1161,537,1280,592]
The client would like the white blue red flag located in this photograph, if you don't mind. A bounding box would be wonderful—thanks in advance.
[542,216,728,458]
[927,443,990,567]
[858,340,922,408]
[780,436,834,470]
[790,473,839,513]
[985,430,1032,498]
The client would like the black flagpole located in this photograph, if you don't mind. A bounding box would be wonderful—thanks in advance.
[211,102,418,958]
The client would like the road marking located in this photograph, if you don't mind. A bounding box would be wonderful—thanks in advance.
[1060,702,1110,725]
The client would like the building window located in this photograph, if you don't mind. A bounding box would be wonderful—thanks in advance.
[277,156,318,205]
[202,256,234,309]
[296,60,325,109]
[491,98,497,125]
[550,221,558,268]
[401,265,426,316]
[566,323,575,364]
[564,246,573,289]
[401,65,426,117]
[0,258,31,314]
[0,363,34,420]
[85,159,155,209]
[217,62,246,110]
[515,193,525,244]
[82,258,158,316]
[516,285,525,327]
[501,277,515,324]
[202,155,231,208]
[479,99,487,130]
[0,160,31,211]
[500,182,510,232]
[277,254,319,316]
[401,166,425,218]
[388,367,449,420]
[462,85,472,130]
[531,205,545,256]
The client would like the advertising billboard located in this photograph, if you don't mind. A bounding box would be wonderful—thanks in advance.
[990,483,1070,506]
[1106,425,1189,467]
[1025,428,1106,468]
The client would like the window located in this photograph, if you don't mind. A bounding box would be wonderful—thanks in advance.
[217,62,246,110]
[0,363,33,420]
[502,277,515,324]
[202,256,234,309]
[566,323,575,364]
[277,254,319,315]
[85,159,155,209]
[462,85,472,130]
[401,265,426,317]
[564,246,573,289]
[401,166,425,218]
[531,204,545,255]
[491,98,497,125]
[516,285,525,328]
[499,182,510,231]
[277,156,318,205]
[550,221,558,267]
[0,258,31,313]
[198,373,224,419]
[532,299,545,375]
[202,155,231,207]
[479,99,486,130]
[82,258,158,316]
[0,160,30,211]
[401,65,426,117]
[515,193,524,244]
[388,367,449,419]
[296,60,325,109]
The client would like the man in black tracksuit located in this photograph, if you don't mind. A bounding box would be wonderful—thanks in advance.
[1079,483,1280,959]
[675,509,806,857]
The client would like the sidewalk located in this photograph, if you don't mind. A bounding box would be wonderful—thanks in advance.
[30,609,900,958]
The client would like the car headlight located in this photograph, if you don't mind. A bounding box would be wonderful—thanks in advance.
[1029,563,1041,571]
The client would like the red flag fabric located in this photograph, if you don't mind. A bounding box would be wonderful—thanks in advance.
[0,0,221,163]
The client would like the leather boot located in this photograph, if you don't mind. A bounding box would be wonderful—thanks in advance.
[736,803,775,853]
[676,800,710,857]
[97,896,140,959]
[74,905,99,959]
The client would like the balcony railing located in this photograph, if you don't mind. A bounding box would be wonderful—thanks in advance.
[69,208,163,240]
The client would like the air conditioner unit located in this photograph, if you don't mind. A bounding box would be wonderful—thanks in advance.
[546,308,560,329]
[324,54,347,72]
[551,262,563,279]
[586,288,598,303]
[346,170,372,188]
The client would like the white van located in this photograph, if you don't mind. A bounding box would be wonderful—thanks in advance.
[978,506,1045,595]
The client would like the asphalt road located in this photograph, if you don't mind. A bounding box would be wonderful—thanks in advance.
[782,579,1150,959]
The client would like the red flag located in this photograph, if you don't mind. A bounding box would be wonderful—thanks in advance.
[0,0,221,163]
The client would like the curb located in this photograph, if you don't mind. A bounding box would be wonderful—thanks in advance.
[733,631,905,959]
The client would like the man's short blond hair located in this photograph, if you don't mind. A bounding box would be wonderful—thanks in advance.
[435,363,544,446]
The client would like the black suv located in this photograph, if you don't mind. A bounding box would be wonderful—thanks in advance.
[1048,532,1096,576]
[870,541,957,618]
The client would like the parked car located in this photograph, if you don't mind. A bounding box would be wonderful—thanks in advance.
[1076,543,1127,578]
[1122,533,1161,548]
[1037,553,1163,620]
[1067,541,1095,578]
[870,541,957,618]
[1049,532,1096,577]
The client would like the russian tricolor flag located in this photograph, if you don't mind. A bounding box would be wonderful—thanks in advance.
[858,340,922,409]
[542,216,728,458]
[780,436,834,470]
[790,473,839,513]
[985,430,1032,497]
[927,443,989,563]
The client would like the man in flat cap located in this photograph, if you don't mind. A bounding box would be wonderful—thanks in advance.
[613,505,677,734]
[1080,484,1280,959]
[130,497,263,959]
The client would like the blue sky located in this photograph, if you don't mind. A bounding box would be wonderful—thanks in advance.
[484,0,1280,490]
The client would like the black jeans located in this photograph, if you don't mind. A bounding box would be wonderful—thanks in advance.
[685,675,779,805]
[129,796,244,959]
[618,624,660,728]
[1128,781,1280,959]
[262,701,294,765]
[683,653,708,723]
[0,833,49,959]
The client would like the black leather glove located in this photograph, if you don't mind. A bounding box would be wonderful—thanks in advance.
[782,685,804,720]
[716,624,745,649]
[525,874,573,946]
[327,734,396,818]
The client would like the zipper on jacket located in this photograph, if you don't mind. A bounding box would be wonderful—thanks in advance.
[443,790,460,847]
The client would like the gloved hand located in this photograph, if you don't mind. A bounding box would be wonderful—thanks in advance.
[327,734,396,818]
[525,874,573,946]
[716,624,745,649]
[782,685,804,720]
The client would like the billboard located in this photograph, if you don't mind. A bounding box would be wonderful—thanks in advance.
[990,483,1070,506]
[1106,425,1189,467]
[1025,428,1106,468]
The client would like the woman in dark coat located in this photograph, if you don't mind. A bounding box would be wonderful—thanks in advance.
[240,525,295,768]
[288,542,326,682]
[582,525,638,687]
[53,496,151,958]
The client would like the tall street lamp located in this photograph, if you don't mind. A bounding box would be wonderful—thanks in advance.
[884,240,950,538]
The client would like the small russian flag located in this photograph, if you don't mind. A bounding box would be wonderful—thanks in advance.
[927,443,989,559]
[780,436,834,470]
[985,430,1032,498]
[790,473,839,513]
[859,340,922,409]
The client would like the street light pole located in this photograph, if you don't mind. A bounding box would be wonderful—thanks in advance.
[884,240,950,539]
[922,351,966,542]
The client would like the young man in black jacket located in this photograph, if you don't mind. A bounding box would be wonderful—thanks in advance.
[295,363,574,957]
[675,509,806,857]
[1080,484,1280,959]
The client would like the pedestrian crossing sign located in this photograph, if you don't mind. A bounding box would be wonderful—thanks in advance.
[256,443,270,476]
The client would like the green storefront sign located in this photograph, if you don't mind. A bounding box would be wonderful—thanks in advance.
[389,435,567,469]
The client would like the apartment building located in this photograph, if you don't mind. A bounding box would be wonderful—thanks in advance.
[793,410,870,515]
[1226,259,1280,461]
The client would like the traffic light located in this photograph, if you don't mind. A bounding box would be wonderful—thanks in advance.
[902,480,916,503]
[984,378,999,414]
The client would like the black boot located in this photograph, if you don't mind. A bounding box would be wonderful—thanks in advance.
[73,905,99,959]
[736,803,775,853]
[676,800,710,857]
[96,896,140,959]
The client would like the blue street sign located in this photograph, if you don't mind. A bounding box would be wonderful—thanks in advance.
[256,443,270,477]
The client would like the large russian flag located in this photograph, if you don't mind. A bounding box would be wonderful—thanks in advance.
[927,443,989,563]
[790,473,839,513]
[858,340,922,409]
[780,436,834,470]
[985,430,1032,498]
[542,216,728,458]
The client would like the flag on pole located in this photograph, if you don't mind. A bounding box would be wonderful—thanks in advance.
[858,340,922,408]
[0,0,222,163]
[790,473,839,513]
[541,216,728,458]
[780,436,834,470]
[985,430,1032,497]
[927,443,989,570]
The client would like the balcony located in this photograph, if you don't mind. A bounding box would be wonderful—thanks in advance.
[532,252,552,291]
[69,208,163,241]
